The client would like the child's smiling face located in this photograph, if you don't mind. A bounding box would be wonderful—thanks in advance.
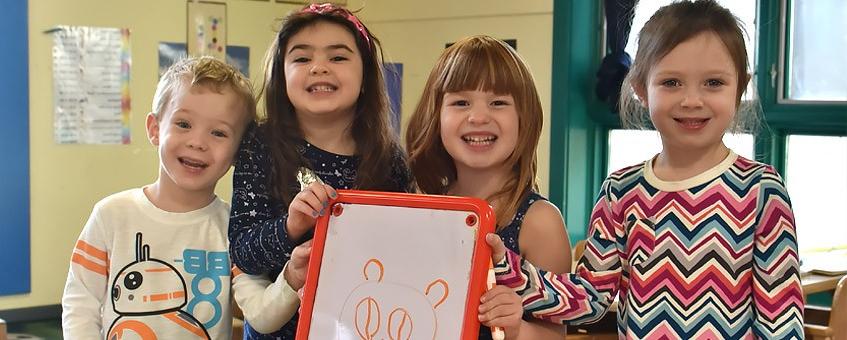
[637,31,740,154]
[439,90,519,174]
[147,83,246,196]
[283,20,364,122]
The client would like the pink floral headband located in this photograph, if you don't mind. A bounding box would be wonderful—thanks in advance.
[301,3,371,49]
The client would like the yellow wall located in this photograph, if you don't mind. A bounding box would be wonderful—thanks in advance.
[0,0,552,310]
[0,0,305,310]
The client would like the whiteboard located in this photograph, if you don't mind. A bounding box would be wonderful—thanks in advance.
[296,190,494,340]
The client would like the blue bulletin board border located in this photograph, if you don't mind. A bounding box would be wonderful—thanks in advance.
[383,62,402,136]
[0,0,31,296]
[158,42,250,78]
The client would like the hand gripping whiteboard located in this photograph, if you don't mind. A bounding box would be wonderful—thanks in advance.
[296,190,495,340]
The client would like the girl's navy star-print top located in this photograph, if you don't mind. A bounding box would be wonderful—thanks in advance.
[228,124,411,339]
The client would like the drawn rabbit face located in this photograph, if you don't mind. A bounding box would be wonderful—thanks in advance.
[338,259,448,340]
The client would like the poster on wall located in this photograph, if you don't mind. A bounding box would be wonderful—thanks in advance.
[158,42,188,77]
[187,1,227,60]
[383,63,402,136]
[226,46,250,77]
[158,42,249,78]
[51,26,131,144]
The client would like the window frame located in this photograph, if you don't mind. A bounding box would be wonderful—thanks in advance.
[549,0,847,244]
[756,0,847,169]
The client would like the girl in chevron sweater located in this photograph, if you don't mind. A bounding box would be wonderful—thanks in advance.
[488,1,804,339]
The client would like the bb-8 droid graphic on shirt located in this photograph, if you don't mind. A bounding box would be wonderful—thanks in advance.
[106,233,211,339]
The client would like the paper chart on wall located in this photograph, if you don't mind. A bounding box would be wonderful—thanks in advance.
[51,26,131,144]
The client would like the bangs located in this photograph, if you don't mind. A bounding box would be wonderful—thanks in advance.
[438,39,526,96]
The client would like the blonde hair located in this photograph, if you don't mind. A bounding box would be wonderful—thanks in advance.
[619,0,759,133]
[406,35,542,228]
[152,56,257,125]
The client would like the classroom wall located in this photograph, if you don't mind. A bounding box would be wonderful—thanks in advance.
[0,0,553,311]
[0,0,305,311]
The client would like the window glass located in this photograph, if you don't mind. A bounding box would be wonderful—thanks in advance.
[607,129,754,175]
[786,135,847,252]
[785,0,847,101]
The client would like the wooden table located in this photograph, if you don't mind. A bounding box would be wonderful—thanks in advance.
[802,272,845,295]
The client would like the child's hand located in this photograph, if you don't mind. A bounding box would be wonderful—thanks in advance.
[283,240,312,290]
[478,285,522,336]
[286,183,337,240]
[486,233,507,264]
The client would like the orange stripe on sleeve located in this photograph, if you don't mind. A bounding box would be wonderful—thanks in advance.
[71,253,108,276]
[75,240,108,262]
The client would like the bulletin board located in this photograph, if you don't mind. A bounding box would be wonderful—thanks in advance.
[296,190,495,340]
[0,0,30,296]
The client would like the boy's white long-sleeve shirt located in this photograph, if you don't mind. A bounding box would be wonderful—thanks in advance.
[62,188,299,339]
[232,264,300,334]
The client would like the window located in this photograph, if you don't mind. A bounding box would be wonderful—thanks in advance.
[607,130,754,175]
[550,0,847,252]
[782,0,847,102]
[785,135,847,252]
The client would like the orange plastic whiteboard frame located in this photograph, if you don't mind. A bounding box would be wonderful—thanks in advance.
[295,190,495,340]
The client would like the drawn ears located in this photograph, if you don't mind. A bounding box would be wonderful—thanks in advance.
[363,258,384,282]
[424,279,448,309]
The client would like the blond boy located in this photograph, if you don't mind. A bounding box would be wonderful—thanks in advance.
[61,57,305,339]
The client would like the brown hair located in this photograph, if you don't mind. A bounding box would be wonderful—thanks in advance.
[406,35,543,228]
[619,0,758,133]
[152,56,257,126]
[259,4,400,205]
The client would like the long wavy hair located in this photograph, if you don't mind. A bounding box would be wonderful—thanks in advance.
[406,35,543,228]
[258,4,399,206]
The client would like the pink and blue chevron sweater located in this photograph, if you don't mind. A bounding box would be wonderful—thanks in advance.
[496,152,803,339]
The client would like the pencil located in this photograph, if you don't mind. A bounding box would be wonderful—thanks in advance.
[488,259,505,340]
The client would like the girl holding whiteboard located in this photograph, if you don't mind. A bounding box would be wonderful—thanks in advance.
[227,3,412,339]
[405,35,573,340]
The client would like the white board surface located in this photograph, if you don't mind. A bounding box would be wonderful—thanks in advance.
[307,203,480,339]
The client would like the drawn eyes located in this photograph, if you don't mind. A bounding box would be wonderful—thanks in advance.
[355,297,414,340]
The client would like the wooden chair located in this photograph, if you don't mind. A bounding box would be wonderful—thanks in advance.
[572,239,586,269]
[805,275,847,340]
[232,298,244,340]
